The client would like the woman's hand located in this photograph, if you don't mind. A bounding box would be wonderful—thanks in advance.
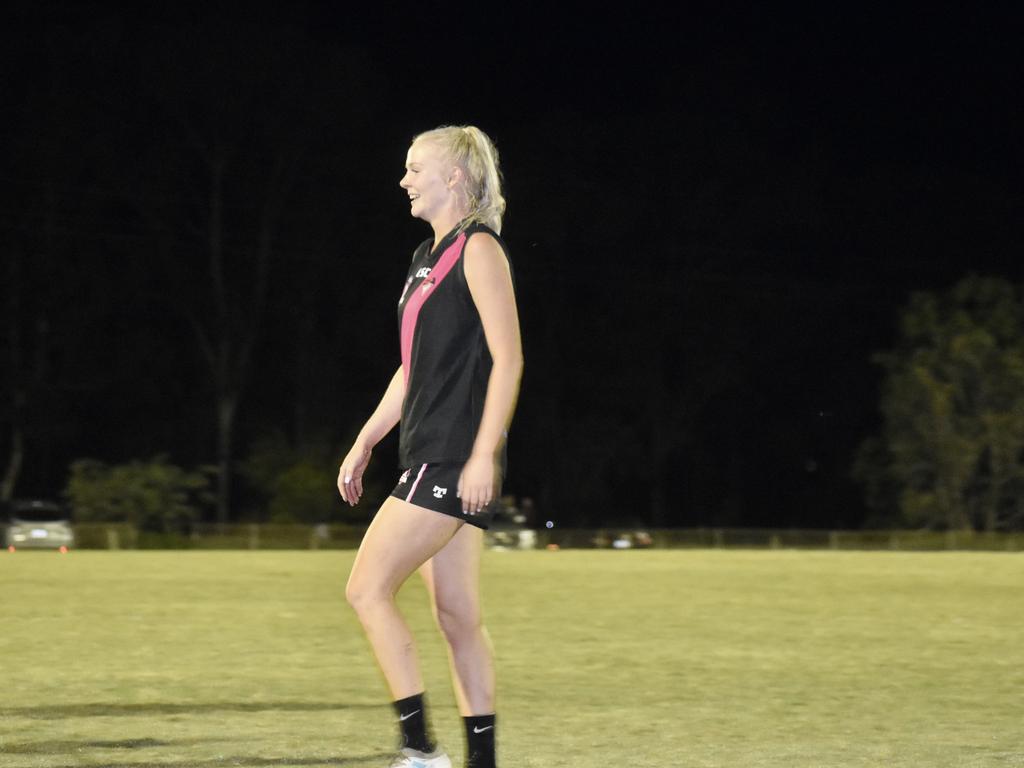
[338,443,372,506]
[458,452,499,516]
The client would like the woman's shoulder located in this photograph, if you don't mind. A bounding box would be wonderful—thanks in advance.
[463,222,509,258]
[462,224,514,289]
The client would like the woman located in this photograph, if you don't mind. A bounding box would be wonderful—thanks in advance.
[338,125,522,768]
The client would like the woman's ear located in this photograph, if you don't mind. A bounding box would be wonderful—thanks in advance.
[447,164,465,189]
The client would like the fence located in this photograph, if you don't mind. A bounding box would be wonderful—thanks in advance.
[69,523,365,551]
[538,527,1024,552]
[61,523,1024,552]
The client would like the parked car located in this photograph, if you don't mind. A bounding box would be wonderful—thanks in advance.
[3,499,74,550]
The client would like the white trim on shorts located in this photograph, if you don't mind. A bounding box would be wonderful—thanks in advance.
[404,463,428,503]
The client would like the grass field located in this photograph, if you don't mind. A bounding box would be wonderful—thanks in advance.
[1,549,1022,768]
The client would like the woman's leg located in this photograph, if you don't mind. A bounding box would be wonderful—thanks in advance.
[346,495,464,699]
[419,522,495,715]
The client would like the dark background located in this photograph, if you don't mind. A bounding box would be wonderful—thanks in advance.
[2,2,1022,528]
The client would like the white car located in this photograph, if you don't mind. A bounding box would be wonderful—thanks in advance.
[4,500,74,551]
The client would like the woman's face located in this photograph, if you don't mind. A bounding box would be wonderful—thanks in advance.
[400,140,453,222]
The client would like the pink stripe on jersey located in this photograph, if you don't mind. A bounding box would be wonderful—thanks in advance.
[400,232,467,386]
[405,463,428,502]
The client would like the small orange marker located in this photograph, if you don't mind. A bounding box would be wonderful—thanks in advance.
[59,546,68,554]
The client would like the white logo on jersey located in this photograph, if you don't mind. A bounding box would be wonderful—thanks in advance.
[398,277,413,305]
[415,267,432,278]
[399,469,411,484]
[420,278,435,295]
[432,485,448,498]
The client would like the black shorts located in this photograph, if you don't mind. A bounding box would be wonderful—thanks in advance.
[389,463,496,530]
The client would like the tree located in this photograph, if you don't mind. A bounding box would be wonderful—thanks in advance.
[111,18,370,527]
[855,276,1024,531]
[1,17,105,501]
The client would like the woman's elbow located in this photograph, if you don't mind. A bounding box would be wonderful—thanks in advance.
[493,351,524,378]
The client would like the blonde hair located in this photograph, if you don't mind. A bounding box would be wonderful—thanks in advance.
[413,125,506,234]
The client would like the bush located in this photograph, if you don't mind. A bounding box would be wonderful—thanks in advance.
[267,462,336,523]
[66,456,210,534]
[239,432,371,524]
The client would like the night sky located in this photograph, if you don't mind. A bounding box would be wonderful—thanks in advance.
[2,2,1022,529]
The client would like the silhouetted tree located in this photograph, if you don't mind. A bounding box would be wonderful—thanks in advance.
[1,250,28,502]
[117,18,370,525]
[856,276,1024,530]
[1,17,102,500]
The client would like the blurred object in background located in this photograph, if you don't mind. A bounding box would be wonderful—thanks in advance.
[486,495,536,549]
[3,499,74,551]
[612,530,653,549]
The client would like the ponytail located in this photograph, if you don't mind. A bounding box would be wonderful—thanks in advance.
[413,125,506,234]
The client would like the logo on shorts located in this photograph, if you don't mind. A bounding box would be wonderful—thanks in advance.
[399,469,411,484]
[432,485,447,498]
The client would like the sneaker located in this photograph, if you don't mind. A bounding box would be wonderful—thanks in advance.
[389,747,452,768]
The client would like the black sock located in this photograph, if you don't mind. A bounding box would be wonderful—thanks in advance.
[393,692,436,753]
[464,714,496,768]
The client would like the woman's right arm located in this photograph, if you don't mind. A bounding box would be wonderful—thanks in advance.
[337,366,405,505]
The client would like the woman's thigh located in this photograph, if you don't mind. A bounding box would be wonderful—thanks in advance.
[348,496,464,599]
[419,522,484,621]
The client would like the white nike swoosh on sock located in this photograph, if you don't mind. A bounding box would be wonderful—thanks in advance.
[399,709,421,721]
[473,725,494,733]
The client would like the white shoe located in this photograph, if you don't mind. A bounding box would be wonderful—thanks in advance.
[389,747,452,768]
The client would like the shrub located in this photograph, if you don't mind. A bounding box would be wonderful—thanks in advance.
[239,432,371,523]
[66,456,209,533]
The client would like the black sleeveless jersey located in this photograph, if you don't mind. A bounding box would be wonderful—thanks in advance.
[397,221,512,468]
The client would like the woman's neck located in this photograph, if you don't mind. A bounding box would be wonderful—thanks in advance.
[429,206,470,249]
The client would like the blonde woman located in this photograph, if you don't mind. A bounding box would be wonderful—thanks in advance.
[338,125,522,768]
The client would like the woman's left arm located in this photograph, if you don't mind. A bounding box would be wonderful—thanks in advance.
[458,232,524,515]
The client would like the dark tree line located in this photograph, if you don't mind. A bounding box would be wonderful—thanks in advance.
[3,6,1022,529]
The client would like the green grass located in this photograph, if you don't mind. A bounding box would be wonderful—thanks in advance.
[1,549,1022,767]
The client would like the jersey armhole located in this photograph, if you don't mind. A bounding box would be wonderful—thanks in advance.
[458,227,512,295]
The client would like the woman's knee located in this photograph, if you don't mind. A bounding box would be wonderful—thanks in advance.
[434,598,481,645]
[345,573,391,616]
